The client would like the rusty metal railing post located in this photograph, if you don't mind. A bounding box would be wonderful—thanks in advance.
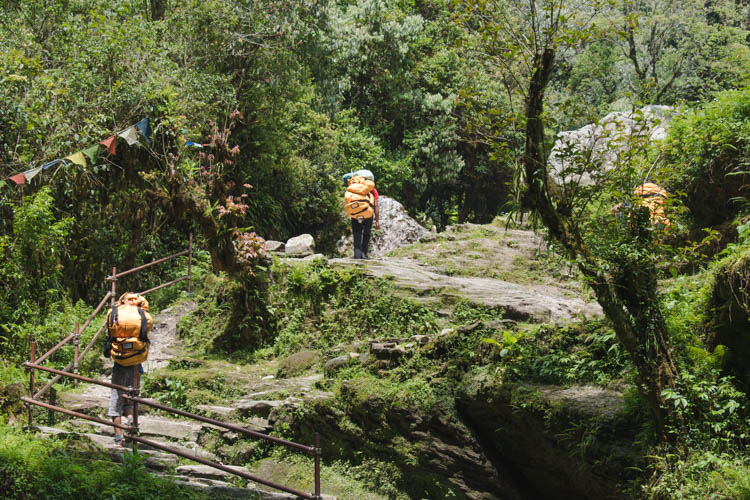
[188,233,193,294]
[28,339,36,429]
[314,432,321,499]
[109,266,117,307]
[73,321,80,387]
[130,365,140,451]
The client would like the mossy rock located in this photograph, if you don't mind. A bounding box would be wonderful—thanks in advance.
[276,350,320,378]
[0,383,24,423]
[456,371,644,500]
[271,382,520,499]
[706,250,750,388]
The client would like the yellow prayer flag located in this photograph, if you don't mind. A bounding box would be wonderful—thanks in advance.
[64,152,87,167]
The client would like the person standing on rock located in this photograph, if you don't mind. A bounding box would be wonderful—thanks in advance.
[344,169,380,259]
[104,292,153,448]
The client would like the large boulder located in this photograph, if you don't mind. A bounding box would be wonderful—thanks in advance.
[285,234,314,257]
[706,249,750,388]
[456,376,644,500]
[549,105,675,186]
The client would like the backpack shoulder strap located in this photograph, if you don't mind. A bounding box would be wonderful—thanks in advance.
[107,305,119,328]
[138,307,149,343]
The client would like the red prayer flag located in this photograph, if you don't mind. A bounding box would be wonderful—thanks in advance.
[100,135,116,155]
[8,173,26,185]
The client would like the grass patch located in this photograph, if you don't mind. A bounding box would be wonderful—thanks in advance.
[0,422,213,500]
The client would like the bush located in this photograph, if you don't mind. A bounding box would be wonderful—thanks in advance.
[663,88,750,229]
[269,259,439,356]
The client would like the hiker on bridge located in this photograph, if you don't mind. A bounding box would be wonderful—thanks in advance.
[104,292,153,447]
[344,169,380,259]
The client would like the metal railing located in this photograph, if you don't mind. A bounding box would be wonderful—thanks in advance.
[22,235,324,499]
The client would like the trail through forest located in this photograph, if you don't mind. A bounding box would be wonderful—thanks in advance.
[47,222,601,499]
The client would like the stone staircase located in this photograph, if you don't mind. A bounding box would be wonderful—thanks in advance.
[42,379,334,499]
[38,412,300,499]
[38,300,336,499]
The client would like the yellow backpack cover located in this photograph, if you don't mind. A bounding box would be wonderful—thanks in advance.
[106,293,153,366]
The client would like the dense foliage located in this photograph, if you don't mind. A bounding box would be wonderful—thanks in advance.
[2,0,750,497]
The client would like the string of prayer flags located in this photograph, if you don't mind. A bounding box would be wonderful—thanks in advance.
[23,166,42,182]
[65,151,87,168]
[42,159,64,170]
[5,116,211,188]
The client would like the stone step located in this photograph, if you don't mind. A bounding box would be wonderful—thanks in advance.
[231,399,285,419]
[167,474,301,499]
[166,472,337,499]
[136,436,218,462]
[37,426,179,470]
[44,418,218,461]
[138,414,221,441]
[176,464,250,480]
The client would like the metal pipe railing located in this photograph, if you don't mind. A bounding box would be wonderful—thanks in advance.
[23,362,133,393]
[78,291,112,333]
[28,340,36,428]
[122,395,315,453]
[34,323,107,400]
[34,360,72,400]
[110,249,189,280]
[188,233,192,293]
[139,276,188,296]
[78,323,107,363]
[123,434,317,499]
[21,235,324,498]
[34,333,74,366]
[73,322,80,386]
[314,432,321,498]
[22,397,131,432]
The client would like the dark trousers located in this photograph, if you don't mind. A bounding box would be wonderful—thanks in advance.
[352,217,373,259]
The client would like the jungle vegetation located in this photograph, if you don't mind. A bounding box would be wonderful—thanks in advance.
[2,0,750,497]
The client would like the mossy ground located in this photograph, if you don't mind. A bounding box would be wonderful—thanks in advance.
[9,221,750,498]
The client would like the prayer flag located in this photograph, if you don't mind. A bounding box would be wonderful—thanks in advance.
[8,173,25,185]
[65,152,87,167]
[135,117,151,144]
[42,159,63,170]
[82,144,102,165]
[24,166,42,181]
[100,135,116,155]
[118,126,139,146]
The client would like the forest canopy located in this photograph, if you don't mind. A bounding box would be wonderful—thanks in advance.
[1,0,749,351]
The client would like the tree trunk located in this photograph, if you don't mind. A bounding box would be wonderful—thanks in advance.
[150,0,166,21]
[520,47,678,439]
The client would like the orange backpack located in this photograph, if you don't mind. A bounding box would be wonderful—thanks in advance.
[106,293,153,366]
[344,175,375,220]
[634,182,670,228]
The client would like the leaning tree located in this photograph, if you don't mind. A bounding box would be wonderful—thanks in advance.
[460,0,680,437]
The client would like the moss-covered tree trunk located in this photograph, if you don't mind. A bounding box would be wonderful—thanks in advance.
[520,47,679,438]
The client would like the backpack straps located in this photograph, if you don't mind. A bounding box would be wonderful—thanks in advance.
[107,305,119,328]
[138,307,149,343]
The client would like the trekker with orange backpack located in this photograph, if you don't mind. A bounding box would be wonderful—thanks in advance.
[344,169,380,259]
[103,292,153,447]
